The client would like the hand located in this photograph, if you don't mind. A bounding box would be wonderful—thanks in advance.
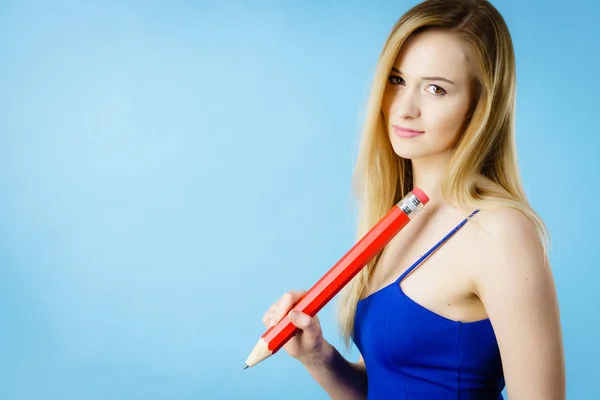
[262,290,332,367]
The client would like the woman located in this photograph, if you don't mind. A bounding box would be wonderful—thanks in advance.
[261,0,566,398]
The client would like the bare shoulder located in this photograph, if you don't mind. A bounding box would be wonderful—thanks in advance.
[466,207,547,282]
[466,176,540,239]
[470,207,542,244]
[465,207,566,398]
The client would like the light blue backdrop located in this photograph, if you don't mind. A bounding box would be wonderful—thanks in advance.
[0,0,598,399]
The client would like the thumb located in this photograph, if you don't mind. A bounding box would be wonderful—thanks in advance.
[289,310,319,336]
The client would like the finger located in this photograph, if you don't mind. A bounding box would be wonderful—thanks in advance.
[276,290,306,320]
[287,289,307,299]
[262,310,273,326]
[262,304,277,326]
[288,311,320,337]
[280,290,307,306]
[277,292,294,318]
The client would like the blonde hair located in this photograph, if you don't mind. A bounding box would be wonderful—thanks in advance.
[336,0,550,349]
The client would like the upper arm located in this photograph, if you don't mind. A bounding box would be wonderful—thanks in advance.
[356,353,366,371]
[472,210,566,399]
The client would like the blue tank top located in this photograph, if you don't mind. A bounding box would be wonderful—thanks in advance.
[352,210,505,399]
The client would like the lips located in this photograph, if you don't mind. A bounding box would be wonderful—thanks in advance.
[392,125,424,138]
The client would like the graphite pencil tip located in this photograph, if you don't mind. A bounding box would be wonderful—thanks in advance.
[243,364,249,370]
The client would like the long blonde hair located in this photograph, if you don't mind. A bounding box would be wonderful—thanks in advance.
[337,0,550,349]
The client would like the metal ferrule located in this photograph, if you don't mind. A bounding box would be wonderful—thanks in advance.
[396,191,425,219]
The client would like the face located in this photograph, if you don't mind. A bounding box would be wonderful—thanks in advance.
[382,29,474,160]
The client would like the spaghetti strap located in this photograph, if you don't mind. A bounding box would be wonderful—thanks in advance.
[395,209,480,284]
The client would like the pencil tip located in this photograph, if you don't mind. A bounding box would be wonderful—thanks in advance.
[243,364,249,370]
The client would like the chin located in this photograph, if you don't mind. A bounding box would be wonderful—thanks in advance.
[389,137,434,160]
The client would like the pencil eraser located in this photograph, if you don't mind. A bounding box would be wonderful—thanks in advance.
[411,187,429,205]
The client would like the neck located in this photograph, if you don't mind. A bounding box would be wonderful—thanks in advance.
[410,151,453,209]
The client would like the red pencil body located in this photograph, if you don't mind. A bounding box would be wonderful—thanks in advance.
[260,189,428,354]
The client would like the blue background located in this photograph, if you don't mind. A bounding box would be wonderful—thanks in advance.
[0,0,598,399]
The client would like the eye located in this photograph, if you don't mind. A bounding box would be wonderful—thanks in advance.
[387,75,405,85]
[426,84,447,96]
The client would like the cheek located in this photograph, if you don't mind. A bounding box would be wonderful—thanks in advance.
[426,100,470,145]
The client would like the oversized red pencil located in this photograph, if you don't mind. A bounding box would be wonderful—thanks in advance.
[244,187,429,369]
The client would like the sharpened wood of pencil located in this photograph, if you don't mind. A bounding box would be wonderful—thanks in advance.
[244,187,430,369]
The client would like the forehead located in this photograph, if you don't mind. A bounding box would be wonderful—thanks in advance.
[393,29,469,82]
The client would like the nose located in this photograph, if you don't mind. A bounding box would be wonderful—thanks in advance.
[390,87,421,119]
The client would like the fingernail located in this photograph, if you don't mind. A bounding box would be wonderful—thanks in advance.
[297,312,310,326]
[288,310,298,321]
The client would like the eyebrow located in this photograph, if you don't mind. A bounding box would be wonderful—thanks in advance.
[391,67,455,85]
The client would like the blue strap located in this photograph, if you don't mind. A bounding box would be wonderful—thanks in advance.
[395,209,480,284]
